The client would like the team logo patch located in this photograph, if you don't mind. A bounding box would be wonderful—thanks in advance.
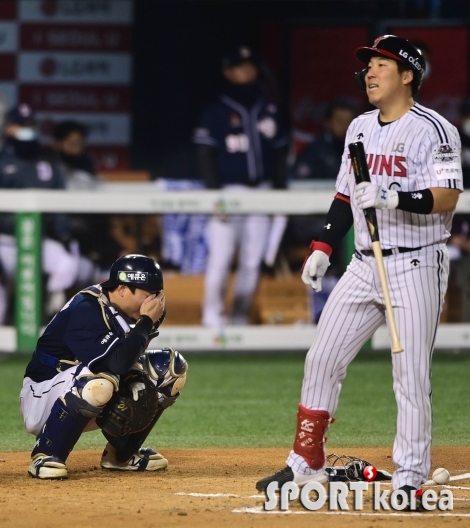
[118,271,148,283]
[257,117,277,138]
[229,113,241,126]
[434,143,459,163]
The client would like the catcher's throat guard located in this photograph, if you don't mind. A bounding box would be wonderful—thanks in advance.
[144,347,188,397]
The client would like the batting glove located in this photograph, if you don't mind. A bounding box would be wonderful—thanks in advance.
[355,181,399,210]
[301,250,331,292]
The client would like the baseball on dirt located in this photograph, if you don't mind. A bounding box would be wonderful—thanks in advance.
[432,467,450,485]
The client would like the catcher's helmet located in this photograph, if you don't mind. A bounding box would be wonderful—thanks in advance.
[354,35,426,96]
[101,254,163,292]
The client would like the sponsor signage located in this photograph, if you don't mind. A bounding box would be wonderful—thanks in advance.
[19,0,133,24]
[18,52,131,84]
[36,112,130,144]
[19,84,131,112]
[20,23,132,51]
[0,22,18,52]
[2,0,134,171]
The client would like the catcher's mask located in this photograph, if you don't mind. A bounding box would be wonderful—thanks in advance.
[354,34,426,96]
[101,254,163,293]
[145,347,188,397]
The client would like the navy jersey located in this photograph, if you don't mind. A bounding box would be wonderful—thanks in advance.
[192,95,289,186]
[24,286,134,383]
[0,147,69,239]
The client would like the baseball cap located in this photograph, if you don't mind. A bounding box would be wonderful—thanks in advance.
[221,45,257,69]
[6,103,37,126]
[355,35,426,76]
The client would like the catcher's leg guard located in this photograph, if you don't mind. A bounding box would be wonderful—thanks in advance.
[31,391,103,463]
[293,404,331,470]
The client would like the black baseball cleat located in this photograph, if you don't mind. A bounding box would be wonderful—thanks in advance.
[256,466,328,492]
[396,485,425,511]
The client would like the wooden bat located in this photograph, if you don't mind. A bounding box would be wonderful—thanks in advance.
[348,141,404,354]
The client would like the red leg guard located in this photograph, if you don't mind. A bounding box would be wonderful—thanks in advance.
[293,404,332,470]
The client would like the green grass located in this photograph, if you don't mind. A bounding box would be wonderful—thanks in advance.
[1,351,469,452]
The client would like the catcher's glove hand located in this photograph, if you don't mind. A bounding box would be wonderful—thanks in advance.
[96,371,159,437]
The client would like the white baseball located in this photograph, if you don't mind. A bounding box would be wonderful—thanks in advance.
[432,467,450,485]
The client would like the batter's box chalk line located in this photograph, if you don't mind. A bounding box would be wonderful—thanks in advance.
[424,472,470,486]
[175,492,239,497]
[232,507,470,517]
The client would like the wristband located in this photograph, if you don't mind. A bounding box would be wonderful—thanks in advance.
[309,240,333,256]
[135,314,153,334]
[397,189,434,214]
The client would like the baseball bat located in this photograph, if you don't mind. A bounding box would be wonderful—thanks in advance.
[348,141,404,354]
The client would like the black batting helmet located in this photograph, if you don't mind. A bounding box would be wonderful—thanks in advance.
[101,254,163,292]
[354,35,426,96]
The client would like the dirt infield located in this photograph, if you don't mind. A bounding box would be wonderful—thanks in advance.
[1,447,469,527]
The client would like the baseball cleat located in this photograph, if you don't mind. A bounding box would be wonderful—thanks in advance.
[28,454,68,480]
[396,485,425,511]
[100,443,168,472]
[256,465,328,492]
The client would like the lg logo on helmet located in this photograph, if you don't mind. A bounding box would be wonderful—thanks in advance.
[398,49,423,72]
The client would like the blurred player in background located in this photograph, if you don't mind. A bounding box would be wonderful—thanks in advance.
[0,104,80,321]
[193,45,289,327]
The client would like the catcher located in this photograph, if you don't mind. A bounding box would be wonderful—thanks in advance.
[20,254,188,479]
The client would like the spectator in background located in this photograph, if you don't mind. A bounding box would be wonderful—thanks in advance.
[290,100,355,181]
[193,45,289,328]
[445,97,470,321]
[51,119,160,276]
[51,120,97,190]
[0,104,80,321]
[287,100,356,322]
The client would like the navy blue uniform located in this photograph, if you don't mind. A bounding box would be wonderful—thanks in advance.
[192,94,289,188]
[25,285,153,383]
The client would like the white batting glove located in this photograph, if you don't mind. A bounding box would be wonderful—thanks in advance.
[355,181,399,210]
[301,250,330,292]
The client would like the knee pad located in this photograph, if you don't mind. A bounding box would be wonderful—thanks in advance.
[73,372,119,408]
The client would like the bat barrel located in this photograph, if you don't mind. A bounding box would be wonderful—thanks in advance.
[348,141,371,184]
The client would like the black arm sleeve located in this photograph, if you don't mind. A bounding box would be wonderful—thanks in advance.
[91,315,154,375]
[197,144,220,189]
[272,145,289,189]
[318,195,354,250]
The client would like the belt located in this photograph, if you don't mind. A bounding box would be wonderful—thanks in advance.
[359,246,422,258]
[35,349,79,372]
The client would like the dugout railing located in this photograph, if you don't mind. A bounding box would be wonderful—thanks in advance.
[1,185,470,353]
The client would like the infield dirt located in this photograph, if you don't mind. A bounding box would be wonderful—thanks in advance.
[1,447,469,528]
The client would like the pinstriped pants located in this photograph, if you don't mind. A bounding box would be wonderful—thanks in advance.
[287,243,449,489]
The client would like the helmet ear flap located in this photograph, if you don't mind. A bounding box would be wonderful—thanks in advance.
[354,68,367,91]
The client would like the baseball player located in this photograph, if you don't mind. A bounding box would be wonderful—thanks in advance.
[256,35,462,509]
[20,254,188,479]
[192,45,289,327]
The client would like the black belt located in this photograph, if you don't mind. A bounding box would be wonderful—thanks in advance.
[359,246,421,257]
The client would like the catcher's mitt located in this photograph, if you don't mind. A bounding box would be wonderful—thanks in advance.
[96,371,159,438]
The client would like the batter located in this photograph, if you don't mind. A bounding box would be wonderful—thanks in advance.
[256,35,462,508]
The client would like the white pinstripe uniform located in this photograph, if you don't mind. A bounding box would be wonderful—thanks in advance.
[287,103,463,489]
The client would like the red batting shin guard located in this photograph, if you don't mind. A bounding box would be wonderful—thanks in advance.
[293,404,332,470]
